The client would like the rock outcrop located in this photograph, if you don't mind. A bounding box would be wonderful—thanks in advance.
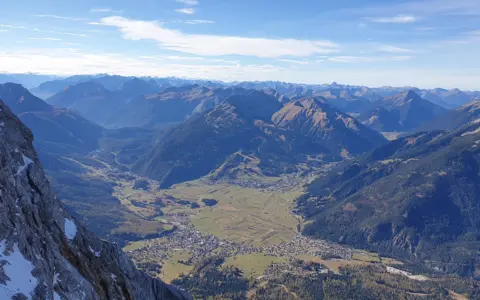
[0,100,189,299]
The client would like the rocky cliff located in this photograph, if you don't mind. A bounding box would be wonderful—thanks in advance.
[0,99,189,299]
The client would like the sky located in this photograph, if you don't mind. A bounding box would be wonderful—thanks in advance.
[1,0,480,89]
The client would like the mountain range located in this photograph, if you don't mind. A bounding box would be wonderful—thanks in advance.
[2,76,480,289]
[298,119,480,276]
[133,92,386,188]
[358,90,448,132]
[0,83,103,170]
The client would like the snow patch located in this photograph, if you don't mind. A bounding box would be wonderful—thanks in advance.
[386,266,429,281]
[53,292,62,300]
[15,155,34,176]
[88,246,101,257]
[64,218,77,240]
[0,241,38,300]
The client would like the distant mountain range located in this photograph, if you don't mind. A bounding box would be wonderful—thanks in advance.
[1,73,477,111]
[358,90,448,132]
[0,83,103,169]
[45,78,161,126]
[2,77,480,282]
[132,92,386,188]
[107,85,252,128]
[417,100,480,132]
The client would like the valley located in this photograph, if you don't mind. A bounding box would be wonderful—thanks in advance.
[60,151,438,287]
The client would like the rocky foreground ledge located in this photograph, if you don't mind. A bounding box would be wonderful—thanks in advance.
[0,99,190,300]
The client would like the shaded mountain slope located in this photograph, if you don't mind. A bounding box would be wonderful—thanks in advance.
[0,83,103,155]
[359,90,448,132]
[106,85,251,128]
[298,123,480,275]
[272,98,386,157]
[46,81,123,125]
[417,100,480,132]
[0,99,188,299]
[133,93,386,188]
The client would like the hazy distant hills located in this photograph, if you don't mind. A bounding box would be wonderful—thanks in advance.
[106,85,251,128]
[298,121,480,275]
[0,73,58,89]
[45,78,162,125]
[133,92,386,188]
[417,100,480,132]
[0,83,102,168]
[358,90,448,132]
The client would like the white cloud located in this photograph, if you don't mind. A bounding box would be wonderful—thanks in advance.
[33,28,88,37]
[377,45,413,53]
[90,8,123,13]
[367,15,416,23]
[416,27,434,31]
[0,48,479,89]
[0,24,25,29]
[28,37,62,41]
[180,19,215,25]
[0,30,10,32]
[98,16,338,58]
[90,8,111,12]
[175,8,196,15]
[278,59,309,65]
[0,48,281,81]
[328,55,412,63]
[34,14,87,21]
[176,0,199,5]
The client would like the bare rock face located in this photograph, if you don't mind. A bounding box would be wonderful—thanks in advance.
[0,100,190,300]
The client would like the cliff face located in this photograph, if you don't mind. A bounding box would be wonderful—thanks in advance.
[0,100,189,299]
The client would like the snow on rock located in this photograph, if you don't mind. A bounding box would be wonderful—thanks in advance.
[0,241,38,300]
[64,218,77,241]
[53,292,62,300]
[15,154,34,176]
[88,246,101,257]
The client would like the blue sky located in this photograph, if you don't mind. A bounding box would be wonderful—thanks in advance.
[1,0,479,89]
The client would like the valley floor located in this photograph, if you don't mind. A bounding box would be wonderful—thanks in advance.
[57,154,475,299]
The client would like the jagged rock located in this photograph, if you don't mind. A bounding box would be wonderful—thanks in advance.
[0,100,190,300]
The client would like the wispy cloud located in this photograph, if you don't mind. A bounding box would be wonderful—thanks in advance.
[367,15,416,23]
[0,48,281,82]
[99,16,338,58]
[34,14,87,22]
[28,37,62,41]
[180,19,215,25]
[90,8,123,13]
[416,27,434,31]
[0,30,10,33]
[328,56,412,63]
[33,28,88,37]
[278,59,309,65]
[0,24,26,29]
[377,45,413,53]
[175,8,196,15]
[176,0,199,5]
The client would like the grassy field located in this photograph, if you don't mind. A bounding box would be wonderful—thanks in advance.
[225,254,285,278]
[160,250,194,283]
[297,255,372,273]
[162,180,302,247]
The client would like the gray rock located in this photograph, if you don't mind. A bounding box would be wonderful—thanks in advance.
[0,100,190,300]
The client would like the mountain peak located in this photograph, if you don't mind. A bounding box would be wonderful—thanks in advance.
[0,82,51,114]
